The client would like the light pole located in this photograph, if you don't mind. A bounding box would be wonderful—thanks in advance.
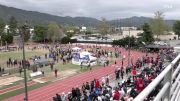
[21,23,28,101]
[128,28,131,68]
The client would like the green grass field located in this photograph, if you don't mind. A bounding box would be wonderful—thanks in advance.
[0,49,49,67]
[0,82,50,100]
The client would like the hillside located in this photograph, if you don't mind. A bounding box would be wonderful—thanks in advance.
[0,4,99,26]
[0,4,177,27]
[110,16,176,27]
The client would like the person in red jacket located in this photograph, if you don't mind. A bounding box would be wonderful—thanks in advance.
[155,57,159,65]
[136,78,145,93]
[132,68,137,81]
[146,57,150,64]
[95,79,100,89]
[113,89,120,100]
[148,74,153,83]
[134,65,137,70]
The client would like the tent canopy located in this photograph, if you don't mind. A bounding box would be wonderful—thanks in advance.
[72,47,81,51]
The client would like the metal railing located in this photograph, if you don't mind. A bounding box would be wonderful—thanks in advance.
[134,54,180,101]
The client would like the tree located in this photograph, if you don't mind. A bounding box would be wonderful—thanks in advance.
[151,11,167,39]
[24,29,30,42]
[33,26,47,42]
[151,11,167,38]
[61,36,77,44]
[1,33,13,44]
[141,23,154,44]
[19,23,31,42]
[98,17,109,36]
[9,16,18,35]
[0,20,5,36]
[85,30,92,35]
[173,21,180,39]
[47,22,63,43]
[112,36,137,48]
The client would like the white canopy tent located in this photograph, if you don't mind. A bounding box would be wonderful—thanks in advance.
[72,47,82,52]
[72,51,97,66]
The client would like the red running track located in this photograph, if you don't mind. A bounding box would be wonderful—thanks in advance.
[0,81,36,95]
[5,48,155,101]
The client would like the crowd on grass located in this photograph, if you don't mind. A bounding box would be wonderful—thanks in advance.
[52,48,177,101]
[0,44,120,78]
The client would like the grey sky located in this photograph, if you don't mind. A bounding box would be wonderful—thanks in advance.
[0,0,179,20]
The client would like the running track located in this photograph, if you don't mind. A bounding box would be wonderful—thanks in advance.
[0,81,36,95]
[5,48,155,101]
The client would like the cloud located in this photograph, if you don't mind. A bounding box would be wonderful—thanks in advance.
[0,0,179,20]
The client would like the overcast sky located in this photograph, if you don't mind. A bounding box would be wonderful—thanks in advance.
[0,0,179,20]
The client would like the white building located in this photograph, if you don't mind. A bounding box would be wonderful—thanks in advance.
[121,27,137,31]
[80,26,87,32]
[110,30,143,40]
[4,25,9,33]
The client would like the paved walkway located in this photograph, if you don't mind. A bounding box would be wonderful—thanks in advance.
[5,48,154,101]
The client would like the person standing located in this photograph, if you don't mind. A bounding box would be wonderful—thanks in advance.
[41,70,45,76]
[2,68,4,73]
[55,68,58,78]
[76,87,81,101]
[113,89,120,100]
[56,93,62,101]
[71,88,76,99]
[88,62,92,70]
[132,68,137,81]
[19,68,22,76]
[136,78,145,93]
[120,68,124,80]
[61,93,66,101]
[114,61,117,65]
[50,63,54,71]
[95,79,100,89]
[115,68,120,80]
[105,74,110,85]
[107,60,109,66]
[80,62,83,69]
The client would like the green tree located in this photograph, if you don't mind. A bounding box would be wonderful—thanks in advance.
[61,36,77,44]
[173,21,180,39]
[47,22,63,43]
[1,33,13,44]
[9,16,18,35]
[141,23,154,44]
[151,11,167,39]
[66,32,74,38]
[24,29,30,42]
[112,36,137,48]
[33,26,47,42]
[85,30,92,35]
[98,17,109,36]
[0,20,5,36]
[19,23,30,42]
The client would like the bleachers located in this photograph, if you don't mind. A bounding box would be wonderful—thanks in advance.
[134,54,180,101]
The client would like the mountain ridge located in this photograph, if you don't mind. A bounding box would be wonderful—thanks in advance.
[0,4,177,27]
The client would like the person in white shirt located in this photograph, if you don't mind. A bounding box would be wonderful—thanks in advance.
[120,88,125,97]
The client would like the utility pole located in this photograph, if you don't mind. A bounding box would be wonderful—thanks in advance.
[21,22,28,101]
[128,28,131,68]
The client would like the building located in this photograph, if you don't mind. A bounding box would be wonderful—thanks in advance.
[80,26,87,32]
[4,25,9,33]
[121,27,137,31]
[109,30,143,40]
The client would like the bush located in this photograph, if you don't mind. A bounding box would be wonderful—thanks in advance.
[1,33,13,44]
[61,36,77,44]
[112,36,139,48]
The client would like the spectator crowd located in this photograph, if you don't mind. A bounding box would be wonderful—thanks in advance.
[52,48,177,101]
